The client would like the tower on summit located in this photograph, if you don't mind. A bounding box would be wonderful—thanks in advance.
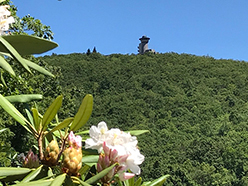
[138,35,156,54]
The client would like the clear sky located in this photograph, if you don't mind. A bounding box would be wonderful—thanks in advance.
[13,1,248,61]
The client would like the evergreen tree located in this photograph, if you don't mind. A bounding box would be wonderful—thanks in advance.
[86,48,91,55]
[92,47,97,53]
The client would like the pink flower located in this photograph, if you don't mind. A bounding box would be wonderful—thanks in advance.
[68,131,82,148]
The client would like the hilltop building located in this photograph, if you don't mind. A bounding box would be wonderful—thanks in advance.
[138,35,156,54]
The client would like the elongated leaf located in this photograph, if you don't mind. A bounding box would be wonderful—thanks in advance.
[42,95,63,131]
[128,176,135,186]
[47,167,53,177]
[71,176,92,186]
[124,179,129,186]
[50,173,66,186]
[32,108,40,132]
[70,94,93,131]
[21,165,43,183]
[75,130,89,135]
[0,167,31,177]
[79,164,91,176]
[5,94,43,103]
[82,155,99,164]
[0,128,7,133]
[85,163,117,184]
[1,35,58,55]
[134,177,142,186]
[118,180,124,186]
[0,94,31,133]
[128,130,150,136]
[24,59,54,77]
[25,108,34,126]
[144,175,170,186]
[0,55,15,76]
[49,117,73,133]
[0,36,31,73]
[0,51,12,57]
[0,69,7,87]
[15,179,53,186]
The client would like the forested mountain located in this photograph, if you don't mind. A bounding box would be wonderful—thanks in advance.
[29,53,248,184]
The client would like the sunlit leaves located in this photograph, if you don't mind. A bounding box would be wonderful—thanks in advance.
[0,94,31,133]
[49,117,73,133]
[0,35,57,77]
[0,55,15,75]
[0,36,31,73]
[50,173,66,186]
[1,35,58,55]
[70,94,93,131]
[42,95,63,131]
[5,94,43,103]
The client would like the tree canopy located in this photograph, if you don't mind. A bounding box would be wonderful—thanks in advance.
[39,52,248,185]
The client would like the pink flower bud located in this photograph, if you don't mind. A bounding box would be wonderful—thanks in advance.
[119,172,135,181]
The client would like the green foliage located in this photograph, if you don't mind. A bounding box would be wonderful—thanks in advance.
[40,52,248,185]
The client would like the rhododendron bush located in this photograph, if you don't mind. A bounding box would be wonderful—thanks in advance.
[0,1,169,185]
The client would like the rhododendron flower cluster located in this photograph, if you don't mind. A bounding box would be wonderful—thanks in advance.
[85,121,144,177]
[0,5,14,35]
[62,131,82,176]
[97,142,135,183]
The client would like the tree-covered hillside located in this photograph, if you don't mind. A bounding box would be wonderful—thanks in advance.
[41,52,248,185]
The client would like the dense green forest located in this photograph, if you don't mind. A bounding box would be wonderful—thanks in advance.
[3,52,248,185]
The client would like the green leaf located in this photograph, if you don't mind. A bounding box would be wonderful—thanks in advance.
[0,167,31,177]
[25,108,34,127]
[134,177,142,186]
[1,35,58,55]
[75,130,89,135]
[42,95,63,131]
[144,175,170,186]
[70,94,93,131]
[81,155,99,164]
[5,94,43,103]
[47,167,53,177]
[0,69,7,87]
[50,173,66,186]
[0,94,31,133]
[127,130,150,136]
[85,163,117,184]
[24,59,54,77]
[15,179,53,186]
[78,164,91,177]
[118,180,124,186]
[124,179,129,186]
[0,36,31,73]
[128,176,135,186]
[21,165,43,183]
[0,55,15,76]
[0,128,7,133]
[49,117,73,133]
[32,108,40,132]
[71,176,92,186]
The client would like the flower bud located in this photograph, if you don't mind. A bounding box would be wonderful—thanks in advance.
[23,149,39,168]
[62,147,82,176]
[43,140,59,166]
[62,132,83,176]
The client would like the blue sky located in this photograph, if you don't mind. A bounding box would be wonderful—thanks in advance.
[13,1,248,61]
